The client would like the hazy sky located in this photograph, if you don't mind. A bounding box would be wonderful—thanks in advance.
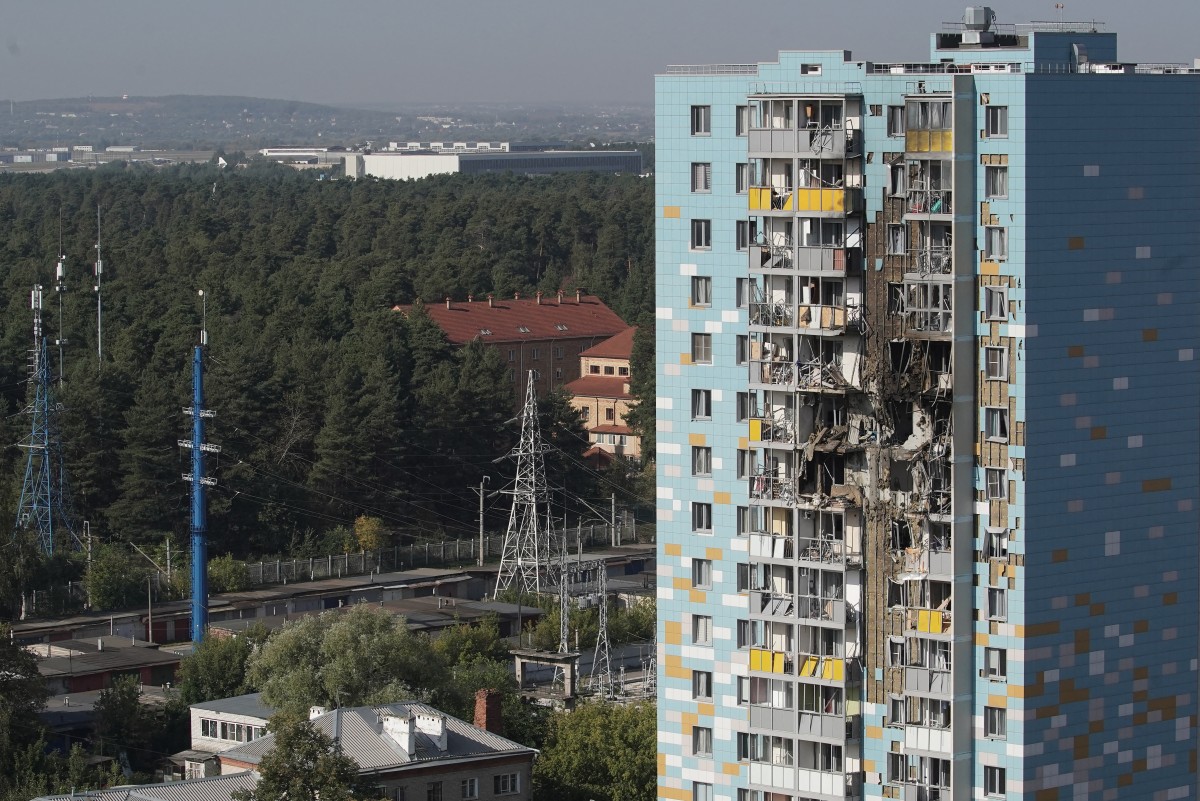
[4,1,1198,107]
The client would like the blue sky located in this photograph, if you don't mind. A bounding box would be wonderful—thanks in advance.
[3,1,1197,106]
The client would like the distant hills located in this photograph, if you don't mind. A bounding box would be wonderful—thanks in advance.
[0,94,652,151]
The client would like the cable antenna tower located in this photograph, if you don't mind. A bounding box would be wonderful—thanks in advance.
[55,253,67,386]
[495,371,551,596]
[588,565,617,698]
[179,290,220,643]
[14,262,79,554]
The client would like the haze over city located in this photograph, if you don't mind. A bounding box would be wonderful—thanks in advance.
[3,0,1198,107]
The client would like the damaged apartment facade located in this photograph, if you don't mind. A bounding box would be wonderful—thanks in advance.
[655,8,1199,801]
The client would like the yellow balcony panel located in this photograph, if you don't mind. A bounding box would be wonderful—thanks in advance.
[749,187,772,210]
[793,188,845,213]
[800,655,819,677]
[749,419,763,441]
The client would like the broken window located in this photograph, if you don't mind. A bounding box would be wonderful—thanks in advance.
[887,285,905,316]
[985,407,1009,442]
[988,588,1007,620]
[984,346,1008,380]
[887,105,905,136]
[985,468,1006,500]
[985,528,1009,559]
[890,519,914,550]
[985,286,1007,320]
[887,224,906,255]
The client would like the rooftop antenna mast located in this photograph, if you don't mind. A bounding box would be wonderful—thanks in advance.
[495,371,551,597]
[93,207,103,371]
[180,290,219,643]
[14,259,79,554]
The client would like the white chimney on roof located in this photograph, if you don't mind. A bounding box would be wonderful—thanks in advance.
[382,712,416,754]
[309,705,328,721]
[414,711,448,751]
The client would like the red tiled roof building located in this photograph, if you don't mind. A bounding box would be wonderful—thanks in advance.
[394,290,629,409]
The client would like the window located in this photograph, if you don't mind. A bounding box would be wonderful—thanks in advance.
[691,333,712,364]
[889,163,906,196]
[985,647,1007,680]
[986,528,1009,559]
[985,106,1008,138]
[691,276,712,306]
[986,468,1006,500]
[887,224,906,255]
[988,588,1008,621]
[735,220,750,251]
[736,506,750,536]
[692,502,713,533]
[493,773,520,795]
[691,105,711,135]
[531,347,541,361]
[735,335,748,365]
[604,365,615,375]
[605,407,615,421]
[735,162,749,193]
[693,782,713,801]
[553,346,564,359]
[580,407,590,421]
[507,349,515,362]
[426,782,442,801]
[692,614,713,645]
[589,364,600,374]
[691,162,712,192]
[691,219,712,250]
[984,286,1007,320]
[984,346,1008,380]
[735,105,749,136]
[618,366,628,376]
[735,277,749,308]
[985,408,1009,442]
[461,779,478,800]
[736,562,750,591]
[692,726,713,757]
[736,392,751,422]
[985,766,1006,797]
[986,165,1008,198]
[507,369,515,381]
[736,449,751,480]
[693,670,713,700]
[692,389,712,420]
[887,105,905,136]
[887,282,905,315]
[554,368,563,381]
[201,719,218,738]
[692,446,712,477]
[985,226,1008,260]
[888,697,904,727]
[985,706,1007,739]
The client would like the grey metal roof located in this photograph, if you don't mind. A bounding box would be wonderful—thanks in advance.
[190,691,276,721]
[220,701,534,772]
[32,772,259,801]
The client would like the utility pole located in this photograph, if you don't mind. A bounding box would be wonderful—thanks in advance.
[147,576,153,645]
[474,476,491,567]
[611,493,618,547]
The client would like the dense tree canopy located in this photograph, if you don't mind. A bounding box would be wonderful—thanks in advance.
[0,165,654,610]
[533,700,656,801]
[231,715,375,801]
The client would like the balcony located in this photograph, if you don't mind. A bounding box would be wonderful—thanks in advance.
[796,594,846,625]
[906,608,950,635]
[749,300,794,328]
[798,535,863,567]
[749,532,794,559]
[908,246,953,276]
[905,129,953,153]
[796,245,857,273]
[749,125,856,158]
[751,242,793,271]
[750,472,796,503]
[904,665,952,695]
[752,590,796,618]
[748,647,793,675]
[905,187,952,216]
[749,186,858,215]
[748,409,796,446]
[798,654,845,683]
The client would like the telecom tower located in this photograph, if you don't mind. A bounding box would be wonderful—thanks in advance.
[180,291,219,643]
[14,258,78,554]
[495,371,551,596]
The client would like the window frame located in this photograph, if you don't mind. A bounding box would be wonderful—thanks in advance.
[984,226,1008,260]
[984,346,1008,380]
[461,778,479,800]
[886,105,905,136]
[692,446,712,477]
[691,275,713,307]
[984,647,1007,680]
[735,105,749,136]
[692,670,714,700]
[985,468,1006,500]
[493,773,520,796]
[691,219,712,250]
[692,502,713,534]
[691,333,713,365]
[692,558,713,590]
[984,765,1006,797]
[985,164,1008,198]
[984,286,1008,320]
[692,726,714,757]
[426,782,443,801]
[691,105,712,136]
[985,407,1009,443]
[984,706,1007,740]
[693,782,713,801]
[987,587,1008,621]
[735,162,749,194]
[691,162,712,193]
[887,224,906,255]
[735,334,748,366]
[692,614,713,646]
[692,389,712,421]
[985,106,1009,138]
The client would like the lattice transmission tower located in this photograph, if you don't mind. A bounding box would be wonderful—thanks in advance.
[495,371,551,596]
[588,565,617,698]
[14,258,79,554]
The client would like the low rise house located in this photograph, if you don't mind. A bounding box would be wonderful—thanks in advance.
[220,696,535,801]
[565,326,641,460]
[168,692,276,780]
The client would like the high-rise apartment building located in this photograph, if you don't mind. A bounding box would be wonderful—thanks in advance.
[655,8,1199,800]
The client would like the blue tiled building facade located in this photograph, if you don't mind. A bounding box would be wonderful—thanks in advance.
[656,10,1199,801]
